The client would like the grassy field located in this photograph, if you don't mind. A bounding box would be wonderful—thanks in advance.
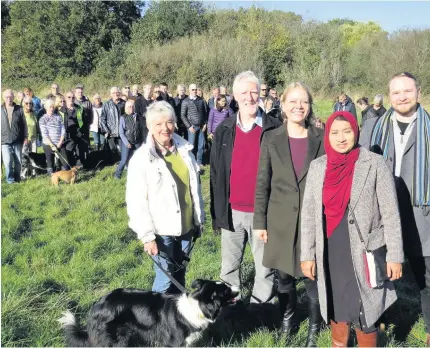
[2,100,430,347]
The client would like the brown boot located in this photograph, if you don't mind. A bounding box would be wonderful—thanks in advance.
[355,328,377,347]
[331,320,350,347]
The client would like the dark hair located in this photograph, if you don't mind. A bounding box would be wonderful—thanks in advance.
[356,97,369,106]
[159,82,168,88]
[216,94,228,111]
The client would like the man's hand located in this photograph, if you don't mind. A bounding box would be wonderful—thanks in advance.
[188,126,196,134]
[144,240,158,256]
[105,132,110,138]
[256,229,268,243]
[301,261,316,280]
[56,142,62,148]
[127,144,132,149]
[387,262,402,281]
[202,124,207,132]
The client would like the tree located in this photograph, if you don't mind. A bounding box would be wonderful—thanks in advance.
[2,0,143,83]
[1,0,11,31]
[130,0,207,47]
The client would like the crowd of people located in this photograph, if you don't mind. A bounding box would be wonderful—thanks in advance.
[2,70,429,347]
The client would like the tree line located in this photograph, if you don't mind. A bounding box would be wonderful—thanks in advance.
[2,0,429,96]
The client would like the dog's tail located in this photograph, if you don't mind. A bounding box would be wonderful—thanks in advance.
[58,310,90,347]
[91,160,104,174]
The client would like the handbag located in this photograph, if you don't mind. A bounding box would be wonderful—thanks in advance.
[349,207,388,288]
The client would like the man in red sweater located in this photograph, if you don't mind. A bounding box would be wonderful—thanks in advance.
[210,71,282,304]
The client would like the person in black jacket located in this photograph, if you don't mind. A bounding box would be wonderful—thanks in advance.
[74,84,91,159]
[372,93,387,118]
[173,84,188,139]
[1,89,28,184]
[100,86,126,161]
[210,71,281,305]
[181,83,208,168]
[134,84,153,118]
[114,100,145,179]
[333,92,357,119]
[356,97,379,128]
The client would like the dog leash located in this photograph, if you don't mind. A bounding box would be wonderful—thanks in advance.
[149,256,187,294]
[53,146,73,169]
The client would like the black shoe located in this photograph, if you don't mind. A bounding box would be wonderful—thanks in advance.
[278,289,298,333]
[305,298,323,347]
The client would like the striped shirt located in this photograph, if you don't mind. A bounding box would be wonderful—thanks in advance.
[39,113,65,145]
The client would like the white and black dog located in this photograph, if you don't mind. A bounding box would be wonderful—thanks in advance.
[59,279,239,347]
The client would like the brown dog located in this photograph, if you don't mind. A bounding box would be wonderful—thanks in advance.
[51,166,79,186]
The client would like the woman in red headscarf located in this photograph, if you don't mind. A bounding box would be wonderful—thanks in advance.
[300,111,403,347]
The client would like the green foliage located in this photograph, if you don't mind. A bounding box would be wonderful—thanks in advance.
[130,0,207,47]
[340,21,384,47]
[2,0,143,83]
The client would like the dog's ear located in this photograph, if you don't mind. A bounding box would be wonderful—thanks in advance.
[191,279,206,290]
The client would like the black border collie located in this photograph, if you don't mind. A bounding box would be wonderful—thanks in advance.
[59,279,239,347]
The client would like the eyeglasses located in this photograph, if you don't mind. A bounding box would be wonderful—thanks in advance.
[191,89,197,91]
[24,102,33,105]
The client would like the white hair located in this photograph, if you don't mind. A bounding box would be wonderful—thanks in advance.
[125,100,135,108]
[374,94,384,106]
[44,98,55,109]
[232,71,260,95]
[146,101,177,126]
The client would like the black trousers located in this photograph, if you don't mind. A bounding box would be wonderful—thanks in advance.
[42,145,69,172]
[277,269,318,300]
[409,256,430,333]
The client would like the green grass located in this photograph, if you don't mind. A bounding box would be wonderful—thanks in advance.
[1,134,428,347]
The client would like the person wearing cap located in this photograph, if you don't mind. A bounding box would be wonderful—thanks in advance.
[180,83,208,169]
[74,83,92,158]
[100,86,126,160]
[90,94,104,151]
[46,83,63,99]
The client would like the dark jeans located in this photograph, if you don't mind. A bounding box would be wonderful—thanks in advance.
[277,269,318,300]
[65,138,87,167]
[114,142,141,178]
[409,256,430,333]
[42,144,69,173]
[175,125,188,140]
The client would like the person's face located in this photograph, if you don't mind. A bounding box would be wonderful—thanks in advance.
[75,88,83,99]
[177,87,186,98]
[357,103,366,112]
[329,119,356,154]
[153,88,160,100]
[125,103,134,114]
[66,94,75,108]
[46,104,55,116]
[389,76,420,117]
[4,91,14,106]
[219,98,227,108]
[283,88,310,124]
[339,95,347,105]
[111,89,120,102]
[144,86,152,97]
[23,100,33,112]
[234,80,259,116]
[17,92,24,102]
[270,89,278,99]
[264,98,273,110]
[260,84,268,97]
[213,88,220,98]
[220,87,227,95]
[196,89,203,97]
[132,87,139,95]
[159,85,168,94]
[189,86,197,97]
[151,114,175,146]
[93,96,101,107]
[51,85,59,95]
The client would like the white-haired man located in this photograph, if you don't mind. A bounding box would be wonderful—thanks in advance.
[1,89,28,184]
[210,71,281,304]
[100,86,126,160]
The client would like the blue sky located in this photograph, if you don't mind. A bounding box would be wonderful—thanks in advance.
[206,1,430,33]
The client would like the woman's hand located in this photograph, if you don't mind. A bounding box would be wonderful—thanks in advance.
[387,262,402,281]
[144,240,158,256]
[301,261,316,281]
[256,229,268,243]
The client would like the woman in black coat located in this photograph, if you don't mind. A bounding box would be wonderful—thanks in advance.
[253,82,325,347]
[356,97,379,128]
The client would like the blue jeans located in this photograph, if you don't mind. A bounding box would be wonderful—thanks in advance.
[115,142,141,178]
[151,231,194,293]
[91,131,105,146]
[2,142,23,184]
[187,126,205,166]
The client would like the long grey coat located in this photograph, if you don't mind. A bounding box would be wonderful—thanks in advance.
[300,148,404,327]
[360,117,430,257]
[253,125,325,277]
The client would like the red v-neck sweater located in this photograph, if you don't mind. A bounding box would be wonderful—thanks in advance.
[229,125,263,212]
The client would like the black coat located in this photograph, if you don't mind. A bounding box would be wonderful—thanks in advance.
[360,105,379,128]
[134,96,153,118]
[210,110,282,231]
[1,104,28,145]
[180,97,208,128]
[372,104,387,118]
[253,125,325,276]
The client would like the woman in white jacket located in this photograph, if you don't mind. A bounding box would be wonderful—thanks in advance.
[126,101,204,293]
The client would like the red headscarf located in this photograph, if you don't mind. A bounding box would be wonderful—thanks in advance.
[322,111,360,238]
